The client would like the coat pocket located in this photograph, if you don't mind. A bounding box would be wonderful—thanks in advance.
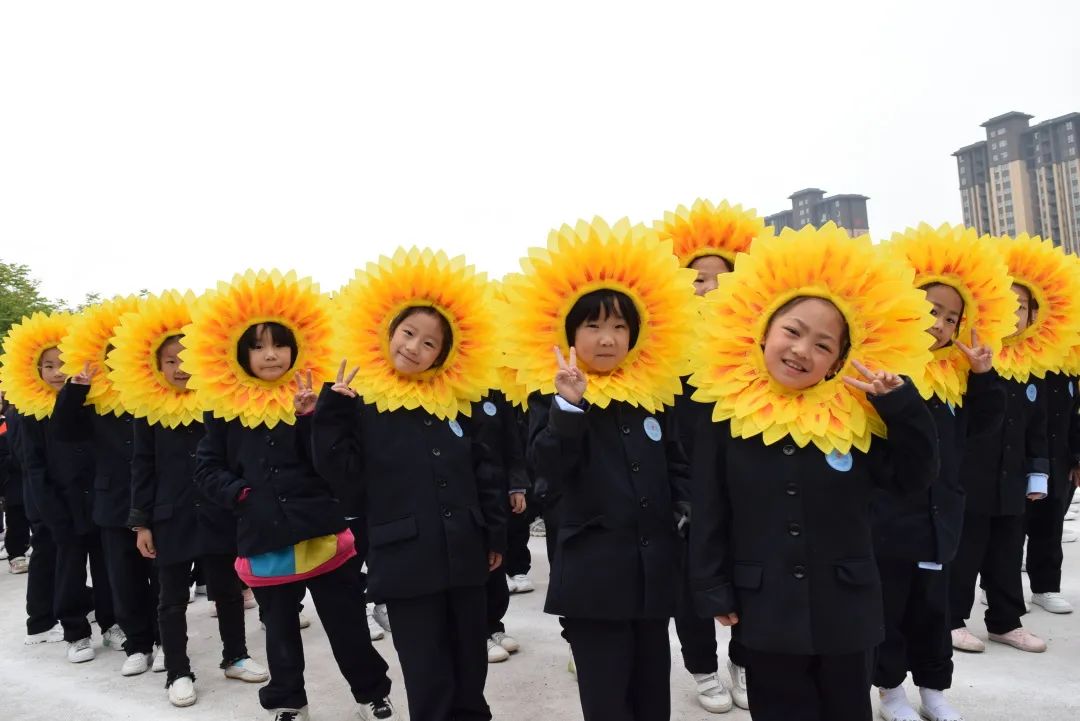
[732,562,763,590]
[833,557,878,586]
[369,516,418,547]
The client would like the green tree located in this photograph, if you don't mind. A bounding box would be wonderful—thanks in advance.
[0,260,59,338]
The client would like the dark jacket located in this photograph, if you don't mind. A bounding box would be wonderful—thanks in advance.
[312,387,507,603]
[690,381,939,656]
[18,412,96,542]
[528,394,691,620]
[1044,372,1080,499]
[127,420,237,565]
[873,370,1006,564]
[483,391,531,495]
[959,377,1049,517]
[0,414,18,506]
[194,413,346,559]
[50,383,135,529]
[673,376,711,465]
[4,409,40,521]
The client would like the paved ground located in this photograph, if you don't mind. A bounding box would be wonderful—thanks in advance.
[2,525,1079,720]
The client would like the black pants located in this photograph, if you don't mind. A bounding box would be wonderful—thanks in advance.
[348,516,369,603]
[252,564,391,711]
[562,617,670,721]
[387,586,490,721]
[100,526,159,654]
[159,555,248,683]
[745,648,872,721]
[3,503,30,558]
[504,505,532,577]
[949,512,1026,635]
[55,531,115,642]
[25,522,58,635]
[1025,486,1075,593]
[875,558,952,690]
[486,567,509,635]
[674,537,720,674]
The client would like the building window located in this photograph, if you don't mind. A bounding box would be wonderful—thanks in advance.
[960,166,967,174]
[1068,121,1074,130]
[1000,139,1008,147]
[1069,134,1076,143]
[1001,151,1008,159]
[992,142,998,150]
[993,154,999,161]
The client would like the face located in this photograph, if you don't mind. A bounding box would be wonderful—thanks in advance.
[37,346,67,391]
[1011,283,1033,335]
[572,300,631,373]
[689,255,731,296]
[762,298,846,390]
[389,311,445,375]
[925,284,964,351]
[247,325,293,382]
[158,338,190,391]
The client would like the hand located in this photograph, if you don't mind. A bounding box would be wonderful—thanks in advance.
[1070,466,1080,488]
[715,612,739,627]
[1027,492,1046,501]
[72,361,98,386]
[488,551,503,572]
[553,346,587,405]
[956,329,994,374]
[843,360,904,396]
[331,359,359,398]
[135,528,156,559]
[293,369,317,415]
[509,492,527,514]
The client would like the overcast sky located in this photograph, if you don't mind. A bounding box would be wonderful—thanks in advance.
[2,1,1078,304]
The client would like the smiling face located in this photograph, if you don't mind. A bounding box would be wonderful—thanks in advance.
[924,283,965,351]
[245,324,293,382]
[571,299,633,373]
[762,297,847,390]
[1010,283,1034,336]
[37,346,67,391]
[389,309,447,375]
[689,255,732,296]
[157,336,190,391]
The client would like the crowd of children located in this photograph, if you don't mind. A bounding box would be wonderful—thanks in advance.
[2,202,1080,721]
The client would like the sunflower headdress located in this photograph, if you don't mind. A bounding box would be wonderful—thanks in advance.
[107,290,205,428]
[180,270,335,429]
[333,248,499,420]
[502,217,698,412]
[992,234,1080,382]
[689,223,934,454]
[1060,254,1080,376]
[885,223,1017,406]
[491,281,529,410]
[0,311,72,419]
[59,296,141,417]
[653,198,769,268]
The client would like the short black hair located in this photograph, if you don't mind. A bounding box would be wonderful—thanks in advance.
[388,306,453,369]
[765,296,851,377]
[237,322,298,378]
[564,289,641,349]
[155,334,184,370]
[689,253,733,272]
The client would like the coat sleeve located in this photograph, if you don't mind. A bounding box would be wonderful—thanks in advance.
[867,380,940,495]
[50,382,94,442]
[1069,377,1080,466]
[1025,379,1050,476]
[471,402,508,555]
[527,392,587,501]
[503,402,531,494]
[688,419,736,618]
[127,419,156,528]
[963,370,1007,441]
[194,414,247,510]
[310,385,366,509]
[663,409,692,514]
[18,416,73,535]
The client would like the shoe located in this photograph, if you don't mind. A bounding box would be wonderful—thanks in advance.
[878,685,919,721]
[728,660,749,710]
[242,587,257,609]
[693,671,734,713]
[121,651,151,676]
[358,697,397,720]
[269,708,309,721]
[372,603,391,634]
[167,675,197,708]
[210,602,218,618]
[298,611,312,629]
[918,687,964,721]
[567,649,577,679]
[102,624,127,651]
[487,637,509,663]
[152,646,166,672]
[529,517,546,537]
[1031,592,1074,614]
[366,604,385,641]
[1065,509,1078,522]
[195,584,208,596]
[492,631,520,653]
[988,627,1047,652]
[950,628,985,653]
[25,624,64,645]
[508,574,534,594]
[0,547,7,561]
[67,637,95,663]
[1063,528,1078,543]
[8,556,28,574]
[188,585,196,604]
[224,656,270,683]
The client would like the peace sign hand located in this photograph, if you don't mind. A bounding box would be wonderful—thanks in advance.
[72,362,98,386]
[554,346,587,405]
[293,369,317,415]
[843,360,905,397]
[956,329,994,374]
[330,359,359,398]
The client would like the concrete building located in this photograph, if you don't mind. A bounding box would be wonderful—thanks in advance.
[765,188,870,237]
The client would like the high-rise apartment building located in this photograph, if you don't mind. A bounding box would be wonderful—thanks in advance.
[764,188,870,237]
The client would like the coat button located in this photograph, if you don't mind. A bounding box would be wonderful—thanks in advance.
[630,461,641,472]
[782,445,795,456]
[424,419,433,427]
[640,497,649,508]
[788,522,801,536]
[621,425,631,435]
[124,439,132,445]
[189,452,196,459]
[432,448,441,457]
[640,536,649,547]
[785,483,798,496]
[437,478,447,488]
[793,565,806,579]
[278,496,286,503]
[442,507,452,518]
[271,467,279,474]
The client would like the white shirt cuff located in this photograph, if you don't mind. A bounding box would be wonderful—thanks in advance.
[554,395,585,414]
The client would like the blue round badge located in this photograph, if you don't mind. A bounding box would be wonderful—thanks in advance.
[483,401,497,417]
[826,450,853,472]
[643,417,662,442]
[1026,384,1037,403]
[448,419,464,438]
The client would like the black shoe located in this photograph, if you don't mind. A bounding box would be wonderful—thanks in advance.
[360,697,397,721]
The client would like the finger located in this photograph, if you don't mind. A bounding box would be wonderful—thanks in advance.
[336,359,347,384]
[954,340,973,357]
[851,359,875,380]
[569,346,577,369]
[345,366,360,386]
[970,328,980,347]
[82,361,91,376]
[553,345,568,371]
[843,376,876,394]
[305,369,313,390]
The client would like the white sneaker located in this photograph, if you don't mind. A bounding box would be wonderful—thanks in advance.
[693,671,734,713]
[102,624,127,651]
[529,518,546,537]
[509,574,534,594]
[988,627,1047,652]
[210,602,219,618]
[1065,509,1078,522]
[366,604,385,641]
[1063,528,1078,543]
[298,611,312,629]
[224,657,270,683]
[372,603,391,634]
[357,697,397,720]
[568,649,577,680]
[67,637,95,663]
[0,547,7,561]
[1031,592,1073,614]
[950,628,985,653]
[878,685,919,721]
[728,660,749,710]
[188,585,196,604]
[168,675,197,708]
[492,631,520,653]
[918,687,964,721]
[242,587,257,609]
[8,556,29,574]
[269,708,309,721]
[487,636,509,663]
[121,651,151,676]
[152,646,166,672]
[25,624,64,645]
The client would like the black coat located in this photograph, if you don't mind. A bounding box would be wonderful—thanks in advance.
[312,388,507,603]
[1044,372,1080,499]
[483,391,530,495]
[672,377,711,465]
[0,413,19,506]
[959,377,1049,517]
[873,370,1006,564]
[18,412,96,542]
[127,420,237,565]
[194,413,346,558]
[50,383,135,529]
[528,394,691,620]
[3,409,39,521]
[690,382,939,656]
